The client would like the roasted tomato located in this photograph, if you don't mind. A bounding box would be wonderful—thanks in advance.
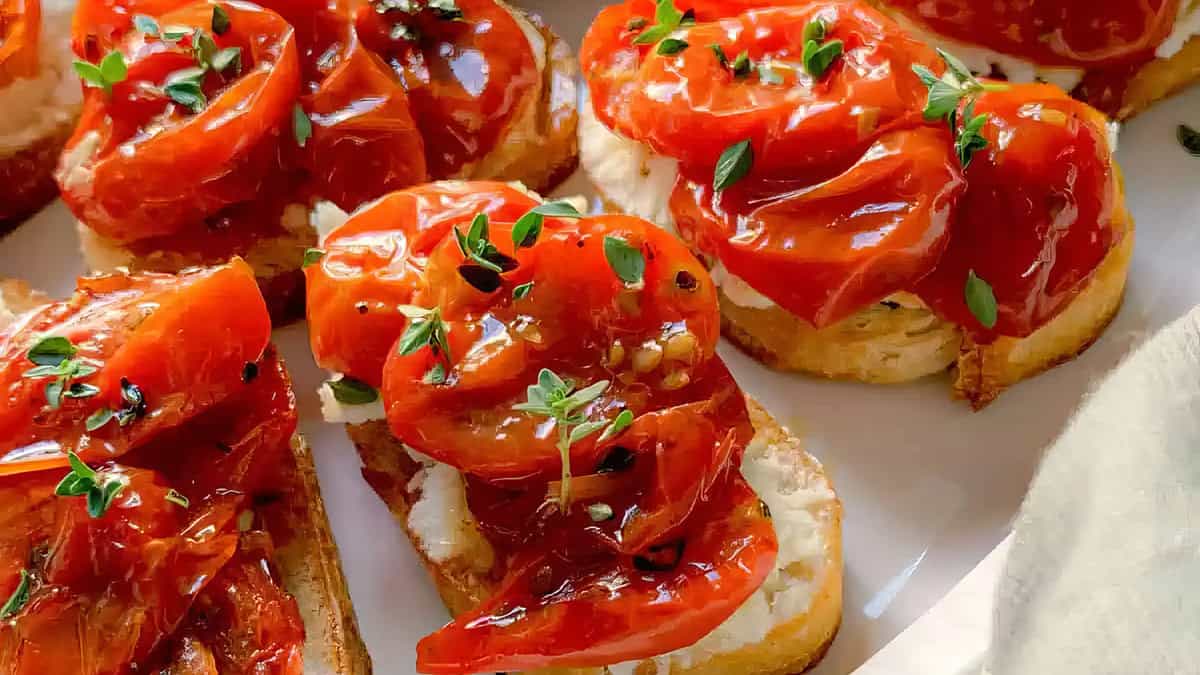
[382,214,719,480]
[672,127,965,327]
[354,0,540,178]
[916,83,1118,339]
[60,0,300,242]
[0,260,271,470]
[582,0,939,173]
[0,467,241,675]
[884,0,1179,67]
[71,0,190,58]
[0,0,40,85]
[306,181,539,385]
[418,477,775,674]
[168,531,305,675]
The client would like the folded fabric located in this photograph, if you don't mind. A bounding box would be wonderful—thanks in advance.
[987,305,1200,674]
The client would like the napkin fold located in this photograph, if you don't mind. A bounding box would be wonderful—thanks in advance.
[856,306,1200,675]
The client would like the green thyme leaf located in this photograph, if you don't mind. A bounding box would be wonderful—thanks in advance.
[133,14,160,37]
[512,281,534,300]
[301,248,325,269]
[423,363,447,385]
[211,5,231,35]
[598,409,634,442]
[731,50,752,78]
[99,50,127,84]
[802,38,843,78]
[27,336,76,366]
[511,200,582,249]
[709,43,729,68]
[1178,124,1200,157]
[603,236,645,285]
[165,489,190,508]
[0,570,31,619]
[211,47,241,76]
[802,17,826,44]
[396,306,451,360]
[325,377,379,405]
[965,269,998,329]
[85,407,115,431]
[164,74,207,114]
[631,0,684,46]
[55,452,125,519]
[657,38,688,55]
[293,104,312,147]
[713,139,753,191]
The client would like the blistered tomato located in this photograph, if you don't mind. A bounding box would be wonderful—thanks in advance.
[60,0,300,242]
[0,0,40,85]
[917,83,1119,339]
[885,0,1179,67]
[0,260,271,469]
[354,0,540,178]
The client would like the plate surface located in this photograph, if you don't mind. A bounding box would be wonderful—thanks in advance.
[4,2,1200,673]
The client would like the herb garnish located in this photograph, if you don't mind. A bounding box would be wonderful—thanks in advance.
[164,67,208,113]
[428,0,463,20]
[325,376,379,404]
[397,305,452,384]
[55,452,127,518]
[133,14,160,36]
[23,337,101,410]
[964,269,998,329]
[301,247,325,268]
[512,282,534,300]
[165,489,190,508]
[85,378,147,431]
[510,200,583,249]
[454,213,518,292]
[713,139,753,191]
[598,409,634,442]
[211,5,231,35]
[513,369,613,507]
[0,570,30,619]
[801,18,843,78]
[293,104,313,147]
[912,49,1007,167]
[631,0,687,46]
[603,236,645,285]
[710,45,753,78]
[1178,124,1200,157]
[74,51,127,95]
[657,38,689,55]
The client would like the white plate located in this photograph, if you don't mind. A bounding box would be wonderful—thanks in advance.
[4,3,1200,672]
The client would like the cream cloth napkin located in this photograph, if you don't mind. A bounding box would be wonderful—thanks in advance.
[857,306,1200,675]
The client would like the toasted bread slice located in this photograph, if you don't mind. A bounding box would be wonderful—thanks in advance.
[0,281,371,674]
[1118,34,1200,118]
[348,398,842,675]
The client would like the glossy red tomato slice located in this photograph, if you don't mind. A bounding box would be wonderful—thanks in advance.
[0,0,40,86]
[0,260,271,470]
[673,126,965,327]
[170,531,305,674]
[464,363,752,556]
[583,1,939,173]
[916,83,1118,339]
[416,476,776,674]
[0,468,241,675]
[60,1,300,242]
[354,0,540,178]
[71,0,190,58]
[120,347,297,502]
[382,214,719,480]
[306,181,539,385]
[885,0,1178,67]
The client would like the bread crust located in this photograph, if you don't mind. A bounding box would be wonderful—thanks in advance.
[0,119,74,234]
[349,398,842,675]
[1118,35,1200,119]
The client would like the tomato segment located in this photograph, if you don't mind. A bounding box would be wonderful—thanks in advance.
[0,0,40,86]
[885,0,1179,67]
[417,477,776,674]
[355,0,540,178]
[673,127,964,327]
[583,1,938,173]
[61,1,301,242]
[306,181,540,386]
[382,214,719,480]
[0,468,241,675]
[0,259,271,469]
[916,84,1118,338]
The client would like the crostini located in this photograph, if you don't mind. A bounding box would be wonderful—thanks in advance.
[304,181,843,675]
[0,260,368,673]
[874,0,1200,119]
[579,0,1133,408]
[57,0,578,322]
[0,0,80,228]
